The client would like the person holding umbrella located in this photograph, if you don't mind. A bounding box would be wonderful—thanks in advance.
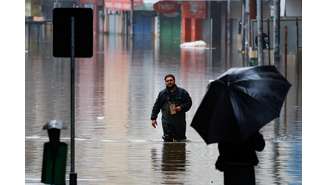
[191,66,291,185]
[215,120,265,184]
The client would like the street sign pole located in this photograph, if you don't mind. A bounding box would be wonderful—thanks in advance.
[273,0,281,65]
[69,16,77,185]
[256,0,264,65]
[53,8,93,185]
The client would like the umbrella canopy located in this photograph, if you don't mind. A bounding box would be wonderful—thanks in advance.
[191,65,291,144]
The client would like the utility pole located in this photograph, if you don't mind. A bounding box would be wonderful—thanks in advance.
[69,16,77,185]
[242,0,250,65]
[241,0,246,65]
[130,0,134,36]
[267,18,271,65]
[273,0,281,65]
[256,0,263,65]
[226,0,231,68]
[53,9,93,184]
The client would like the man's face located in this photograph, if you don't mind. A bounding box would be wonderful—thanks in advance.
[165,77,175,88]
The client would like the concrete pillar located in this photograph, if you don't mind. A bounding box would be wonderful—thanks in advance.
[181,17,191,43]
[104,9,109,33]
[191,18,202,41]
[273,0,281,65]
[130,0,134,36]
[256,0,264,65]
[191,18,196,41]
[249,0,256,19]
[181,1,205,43]
[93,1,98,34]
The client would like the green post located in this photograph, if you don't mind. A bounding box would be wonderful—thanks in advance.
[41,143,68,185]
[41,120,68,185]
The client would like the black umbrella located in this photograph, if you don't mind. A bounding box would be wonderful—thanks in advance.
[191,65,291,144]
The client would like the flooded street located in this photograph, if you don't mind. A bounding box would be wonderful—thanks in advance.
[26,24,301,185]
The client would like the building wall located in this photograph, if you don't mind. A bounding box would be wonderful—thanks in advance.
[26,0,32,16]
[108,11,124,34]
[285,0,302,17]
[159,14,181,45]
[31,0,42,17]
[133,11,155,36]
[181,1,207,42]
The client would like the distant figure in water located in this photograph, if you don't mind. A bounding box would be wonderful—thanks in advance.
[151,74,192,142]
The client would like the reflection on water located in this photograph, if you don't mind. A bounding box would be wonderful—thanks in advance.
[26,24,301,185]
[151,143,187,185]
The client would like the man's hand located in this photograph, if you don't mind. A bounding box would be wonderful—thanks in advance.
[175,106,182,112]
[151,120,157,128]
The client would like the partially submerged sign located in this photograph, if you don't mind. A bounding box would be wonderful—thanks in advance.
[53,8,93,58]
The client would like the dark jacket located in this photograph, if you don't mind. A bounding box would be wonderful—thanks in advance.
[215,132,265,171]
[151,86,192,140]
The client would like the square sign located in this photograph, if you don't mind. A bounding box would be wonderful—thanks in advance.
[53,8,93,58]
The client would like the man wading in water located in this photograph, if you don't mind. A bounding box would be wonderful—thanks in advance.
[151,74,192,142]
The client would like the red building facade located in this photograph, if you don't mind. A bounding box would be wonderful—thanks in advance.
[181,1,207,42]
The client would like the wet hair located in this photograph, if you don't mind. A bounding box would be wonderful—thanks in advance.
[164,74,175,81]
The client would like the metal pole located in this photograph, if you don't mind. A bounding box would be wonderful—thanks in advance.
[69,16,77,185]
[283,24,288,127]
[28,22,31,51]
[267,18,271,65]
[295,17,300,113]
[130,0,134,36]
[284,25,288,78]
[256,0,263,65]
[296,18,299,51]
[208,1,213,68]
[248,0,255,48]
[209,1,213,49]
[241,0,246,66]
[224,1,228,69]
[227,0,231,67]
[273,0,281,66]
[245,0,250,65]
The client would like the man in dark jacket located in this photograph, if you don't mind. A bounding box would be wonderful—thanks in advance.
[216,132,265,185]
[151,74,192,142]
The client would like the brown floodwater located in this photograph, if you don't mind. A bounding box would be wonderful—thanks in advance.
[26,23,301,185]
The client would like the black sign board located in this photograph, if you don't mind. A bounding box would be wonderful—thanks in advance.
[53,8,93,58]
